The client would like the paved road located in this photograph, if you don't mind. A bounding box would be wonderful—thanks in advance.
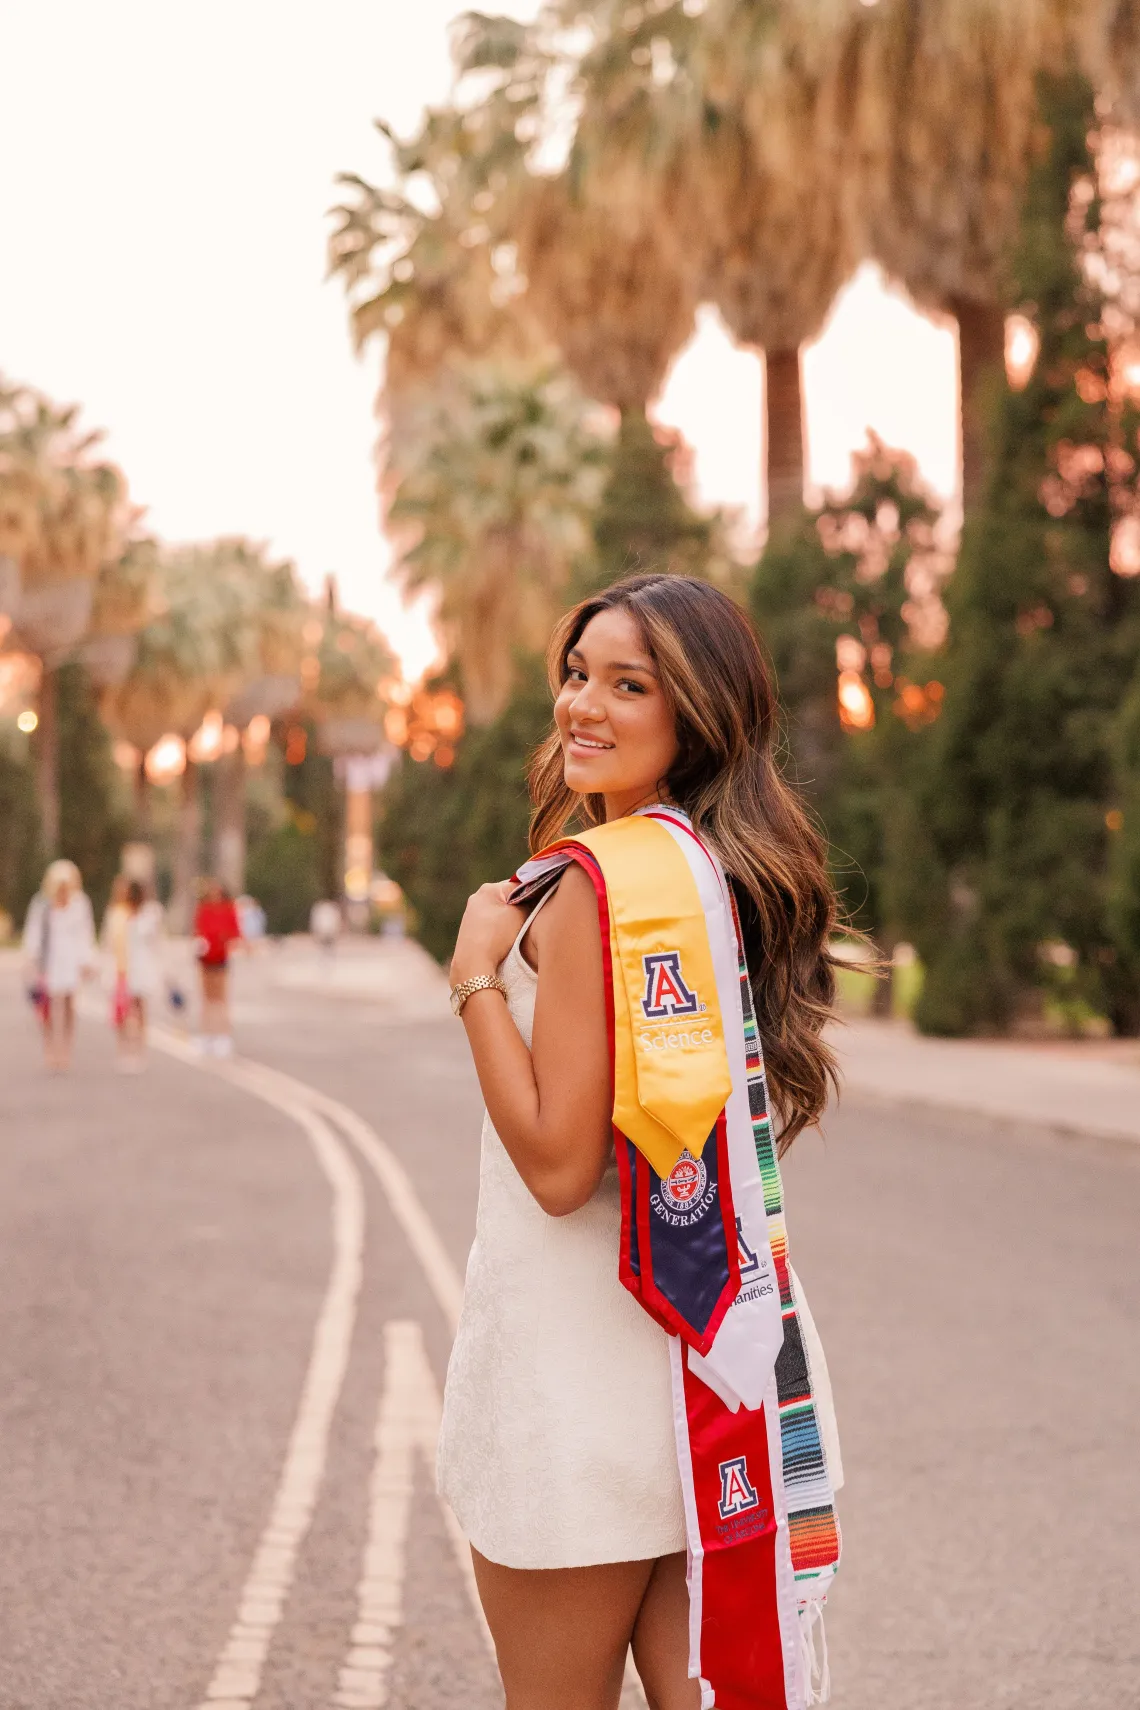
[0,944,1137,1710]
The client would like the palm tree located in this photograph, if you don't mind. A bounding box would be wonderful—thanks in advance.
[101,541,268,925]
[211,543,307,894]
[504,0,865,532]
[701,0,867,529]
[299,578,396,745]
[0,380,130,852]
[388,360,607,722]
[329,57,548,433]
[81,536,159,690]
[852,0,1140,505]
[514,175,700,422]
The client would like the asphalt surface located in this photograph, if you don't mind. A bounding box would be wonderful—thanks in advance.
[0,944,1137,1710]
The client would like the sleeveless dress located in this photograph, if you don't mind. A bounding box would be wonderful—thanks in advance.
[437,896,842,1570]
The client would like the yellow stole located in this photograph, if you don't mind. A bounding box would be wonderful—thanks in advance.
[569,816,732,1181]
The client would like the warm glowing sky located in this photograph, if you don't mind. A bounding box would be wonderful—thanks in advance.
[2,1,958,680]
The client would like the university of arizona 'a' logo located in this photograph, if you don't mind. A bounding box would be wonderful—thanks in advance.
[641,951,700,1019]
[717,1456,761,1520]
[736,1216,761,1278]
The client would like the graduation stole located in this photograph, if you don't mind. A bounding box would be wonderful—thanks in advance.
[512,809,840,1710]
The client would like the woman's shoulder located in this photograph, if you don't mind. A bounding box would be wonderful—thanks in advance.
[525,861,600,970]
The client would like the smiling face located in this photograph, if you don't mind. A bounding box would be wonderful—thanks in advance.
[553,607,680,819]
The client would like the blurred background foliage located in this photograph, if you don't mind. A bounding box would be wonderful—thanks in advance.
[7,3,1140,1041]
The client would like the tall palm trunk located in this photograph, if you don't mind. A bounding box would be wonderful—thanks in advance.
[765,347,806,535]
[213,747,247,896]
[170,758,201,933]
[34,663,60,857]
[950,296,1007,509]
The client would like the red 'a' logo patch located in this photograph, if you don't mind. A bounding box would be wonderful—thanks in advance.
[641,951,700,1019]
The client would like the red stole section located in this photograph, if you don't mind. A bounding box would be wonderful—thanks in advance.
[682,1356,792,1710]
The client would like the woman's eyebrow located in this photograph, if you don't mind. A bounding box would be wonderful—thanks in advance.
[566,647,657,676]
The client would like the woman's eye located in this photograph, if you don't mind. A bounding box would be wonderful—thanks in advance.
[566,667,586,683]
[617,678,645,694]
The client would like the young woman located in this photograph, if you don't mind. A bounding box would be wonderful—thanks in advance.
[438,575,844,1710]
[22,859,97,1071]
[117,880,164,1070]
[192,878,242,1056]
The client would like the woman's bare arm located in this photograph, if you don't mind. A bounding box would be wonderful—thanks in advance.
[459,862,612,1216]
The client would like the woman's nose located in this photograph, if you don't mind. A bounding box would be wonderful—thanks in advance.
[569,680,603,720]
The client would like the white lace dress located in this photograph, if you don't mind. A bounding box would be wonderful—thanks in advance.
[437,903,843,1570]
[437,902,686,1569]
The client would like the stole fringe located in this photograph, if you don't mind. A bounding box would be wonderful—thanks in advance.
[797,1601,831,1706]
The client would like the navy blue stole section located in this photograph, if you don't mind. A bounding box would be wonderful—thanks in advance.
[635,1111,739,1352]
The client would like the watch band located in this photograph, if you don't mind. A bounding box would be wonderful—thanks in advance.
[450,972,508,1016]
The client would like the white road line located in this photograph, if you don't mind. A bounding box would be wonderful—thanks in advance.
[331,1320,493,1709]
[223,1057,464,1333]
[143,1027,644,1706]
[189,1072,365,1710]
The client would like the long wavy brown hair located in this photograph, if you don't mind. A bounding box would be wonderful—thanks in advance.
[529,573,841,1150]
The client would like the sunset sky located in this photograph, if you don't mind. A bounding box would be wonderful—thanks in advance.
[2,0,958,679]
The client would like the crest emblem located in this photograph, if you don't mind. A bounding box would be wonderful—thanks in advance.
[641,951,700,1019]
[660,1149,708,1212]
[717,1456,761,1520]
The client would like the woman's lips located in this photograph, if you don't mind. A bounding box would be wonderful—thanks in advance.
[568,732,614,753]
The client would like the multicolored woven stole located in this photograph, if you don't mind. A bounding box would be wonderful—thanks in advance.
[512,809,840,1709]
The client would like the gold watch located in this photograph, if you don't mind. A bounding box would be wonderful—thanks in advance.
[450,973,508,1016]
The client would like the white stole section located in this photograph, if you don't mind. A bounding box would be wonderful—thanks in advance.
[643,811,784,1411]
[668,1337,713,1708]
[649,810,808,1710]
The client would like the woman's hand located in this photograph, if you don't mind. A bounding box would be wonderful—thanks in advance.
[450,881,525,984]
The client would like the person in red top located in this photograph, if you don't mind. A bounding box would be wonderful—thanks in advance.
[193,878,243,1056]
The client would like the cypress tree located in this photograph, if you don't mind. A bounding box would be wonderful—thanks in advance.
[751,440,942,939]
[377,657,551,963]
[909,71,1140,1035]
[589,414,719,593]
[0,731,41,932]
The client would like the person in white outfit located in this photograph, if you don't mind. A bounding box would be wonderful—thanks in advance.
[117,880,164,1070]
[22,859,97,1070]
[309,897,341,956]
[438,576,845,1710]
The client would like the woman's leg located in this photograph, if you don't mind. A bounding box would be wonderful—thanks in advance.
[202,964,231,1048]
[200,965,225,1039]
[124,996,145,1062]
[629,1553,702,1710]
[56,992,75,1069]
[472,1549,655,1710]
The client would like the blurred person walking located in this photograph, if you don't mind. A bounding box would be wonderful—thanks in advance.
[192,879,243,1057]
[21,860,97,1071]
[101,874,132,1043]
[309,896,341,957]
[117,881,164,1071]
[236,893,267,949]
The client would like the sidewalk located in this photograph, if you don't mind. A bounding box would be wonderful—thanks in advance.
[832,1016,1140,1144]
[7,939,1137,1142]
[268,933,452,1021]
[266,938,1140,1145]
